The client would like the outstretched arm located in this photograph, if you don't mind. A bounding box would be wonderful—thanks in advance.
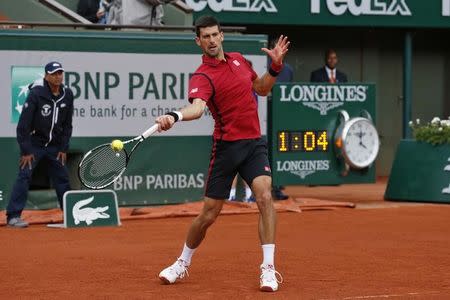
[253,35,290,96]
[155,98,207,131]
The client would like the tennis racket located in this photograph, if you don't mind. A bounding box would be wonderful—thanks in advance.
[78,124,159,189]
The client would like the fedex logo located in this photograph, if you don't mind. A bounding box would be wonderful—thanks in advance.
[310,0,412,16]
[185,0,277,13]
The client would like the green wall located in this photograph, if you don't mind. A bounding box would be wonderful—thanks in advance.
[0,0,71,23]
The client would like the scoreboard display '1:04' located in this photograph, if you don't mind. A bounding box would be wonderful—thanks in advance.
[278,130,329,152]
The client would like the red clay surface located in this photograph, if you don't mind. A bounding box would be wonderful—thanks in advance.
[2,181,450,299]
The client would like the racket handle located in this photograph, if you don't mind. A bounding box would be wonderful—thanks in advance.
[141,124,159,139]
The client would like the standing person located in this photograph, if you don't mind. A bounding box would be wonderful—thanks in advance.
[228,175,253,202]
[6,62,74,228]
[97,0,113,24]
[310,48,348,83]
[122,0,174,26]
[268,53,294,200]
[107,0,122,25]
[156,16,289,292]
[77,0,104,23]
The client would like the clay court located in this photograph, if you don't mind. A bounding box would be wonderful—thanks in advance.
[2,181,450,299]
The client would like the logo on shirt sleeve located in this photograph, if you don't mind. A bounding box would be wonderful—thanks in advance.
[190,88,199,94]
[233,60,241,67]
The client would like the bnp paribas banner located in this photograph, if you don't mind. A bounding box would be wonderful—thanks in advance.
[0,31,267,209]
[3,51,267,138]
[190,0,450,28]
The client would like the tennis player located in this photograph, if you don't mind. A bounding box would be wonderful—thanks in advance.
[156,16,289,292]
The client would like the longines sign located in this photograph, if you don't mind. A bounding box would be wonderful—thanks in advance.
[193,0,450,28]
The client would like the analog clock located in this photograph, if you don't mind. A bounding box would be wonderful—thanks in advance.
[335,111,380,171]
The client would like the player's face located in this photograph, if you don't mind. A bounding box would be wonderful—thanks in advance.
[196,26,224,58]
[45,70,64,87]
[326,52,338,69]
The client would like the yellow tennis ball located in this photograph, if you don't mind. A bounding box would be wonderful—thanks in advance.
[111,139,123,152]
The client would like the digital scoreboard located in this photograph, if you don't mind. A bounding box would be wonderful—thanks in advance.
[269,83,377,186]
[277,130,329,152]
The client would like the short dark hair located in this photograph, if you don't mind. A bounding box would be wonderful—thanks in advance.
[195,15,221,37]
[325,48,337,62]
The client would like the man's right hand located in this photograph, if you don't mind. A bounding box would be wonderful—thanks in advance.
[19,154,35,170]
[155,115,175,132]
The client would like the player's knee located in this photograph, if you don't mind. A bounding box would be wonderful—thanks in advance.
[200,206,221,226]
[200,212,218,227]
[255,190,272,209]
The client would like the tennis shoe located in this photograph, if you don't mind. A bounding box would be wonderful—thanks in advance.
[7,217,28,228]
[159,258,189,284]
[260,264,283,292]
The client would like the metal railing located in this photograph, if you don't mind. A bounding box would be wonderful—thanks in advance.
[38,0,92,24]
[0,21,246,33]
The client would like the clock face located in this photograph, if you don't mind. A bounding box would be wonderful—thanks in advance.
[342,118,380,169]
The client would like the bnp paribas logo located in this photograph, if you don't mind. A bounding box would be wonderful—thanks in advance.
[11,66,43,123]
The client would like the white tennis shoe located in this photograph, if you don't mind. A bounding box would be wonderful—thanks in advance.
[260,264,283,292]
[159,259,189,284]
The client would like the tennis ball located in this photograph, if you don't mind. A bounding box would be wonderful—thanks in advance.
[111,139,123,152]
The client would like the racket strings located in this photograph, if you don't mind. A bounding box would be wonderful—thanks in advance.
[79,145,127,188]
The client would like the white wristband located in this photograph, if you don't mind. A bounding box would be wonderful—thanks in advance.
[174,111,183,122]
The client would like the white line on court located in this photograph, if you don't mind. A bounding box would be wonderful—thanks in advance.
[319,290,446,300]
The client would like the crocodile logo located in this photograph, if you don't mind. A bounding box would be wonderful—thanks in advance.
[72,196,110,225]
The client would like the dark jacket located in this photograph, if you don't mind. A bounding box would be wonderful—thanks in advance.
[77,0,100,23]
[310,67,348,83]
[17,79,74,155]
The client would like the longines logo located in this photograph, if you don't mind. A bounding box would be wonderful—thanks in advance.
[185,0,277,13]
[276,160,330,179]
[279,85,368,115]
[311,0,412,16]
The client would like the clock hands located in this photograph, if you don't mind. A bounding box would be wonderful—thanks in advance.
[356,129,368,149]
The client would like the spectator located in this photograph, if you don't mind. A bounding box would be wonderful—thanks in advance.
[228,175,254,202]
[268,58,294,83]
[6,62,74,228]
[107,0,122,25]
[310,49,348,83]
[122,0,174,26]
[97,0,113,24]
[268,53,293,200]
[77,0,104,23]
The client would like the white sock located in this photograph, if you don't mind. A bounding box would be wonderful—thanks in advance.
[262,244,275,266]
[229,188,236,199]
[179,243,196,266]
[245,187,252,200]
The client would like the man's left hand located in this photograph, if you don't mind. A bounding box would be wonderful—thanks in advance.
[57,152,67,166]
[261,35,290,65]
